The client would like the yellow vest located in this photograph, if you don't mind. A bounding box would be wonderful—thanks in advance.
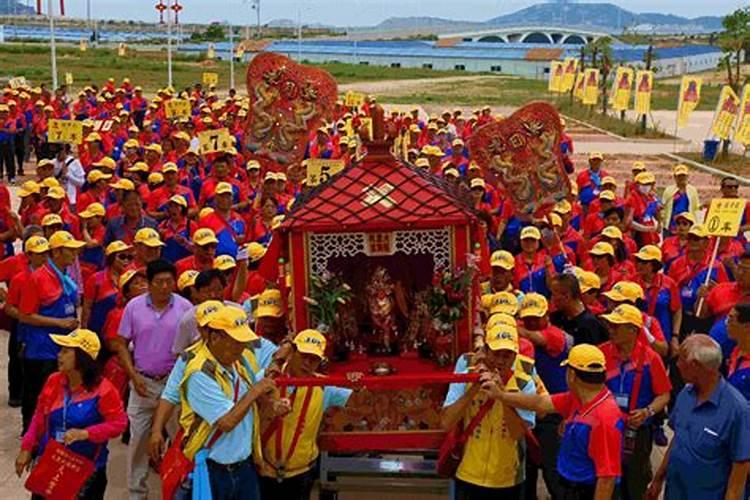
[456,363,534,488]
[257,385,325,479]
[178,343,260,461]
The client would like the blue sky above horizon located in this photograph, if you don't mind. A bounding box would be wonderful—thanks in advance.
[45,0,748,26]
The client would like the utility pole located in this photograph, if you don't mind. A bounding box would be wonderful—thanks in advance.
[48,0,58,89]
[641,44,653,133]
[255,0,261,39]
[229,22,235,90]
[166,0,173,88]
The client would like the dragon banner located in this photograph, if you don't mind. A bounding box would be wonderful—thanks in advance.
[246,52,338,168]
[467,101,571,216]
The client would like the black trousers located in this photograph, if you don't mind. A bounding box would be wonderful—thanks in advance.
[22,359,57,434]
[8,320,23,401]
[455,479,523,500]
[559,478,596,500]
[525,414,563,500]
[0,140,15,180]
[14,133,26,175]
[259,469,316,500]
[31,468,107,500]
[621,426,653,500]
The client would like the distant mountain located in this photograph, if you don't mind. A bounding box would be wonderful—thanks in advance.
[376,16,483,30]
[266,18,334,30]
[0,0,35,16]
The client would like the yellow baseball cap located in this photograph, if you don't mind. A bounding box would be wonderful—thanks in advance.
[470,178,486,190]
[134,228,165,247]
[578,270,601,293]
[688,224,708,238]
[520,226,541,240]
[24,236,50,254]
[293,329,327,358]
[602,303,644,328]
[674,212,695,225]
[589,242,614,257]
[635,172,656,185]
[519,293,549,318]
[603,281,644,303]
[85,132,102,142]
[561,344,606,373]
[207,306,258,343]
[118,269,143,289]
[162,162,178,173]
[37,159,54,170]
[145,143,163,154]
[105,240,131,256]
[80,203,106,218]
[93,157,117,170]
[215,182,234,195]
[443,168,459,178]
[486,313,517,330]
[214,255,237,271]
[111,178,135,191]
[246,160,261,170]
[486,325,519,353]
[255,289,283,318]
[46,186,66,200]
[601,225,623,240]
[549,213,562,227]
[601,176,618,187]
[553,199,572,215]
[195,300,224,326]
[148,172,164,185]
[673,164,689,176]
[599,190,615,201]
[193,228,219,246]
[169,194,187,208]
[18,180,40,197]
[415,158,430,169]
[178,270,200,291]
[631,161,646,172]
[634,245,662,262]
[490,250,514,270]
[199,207,214,219]
[123,139,140,149]
[588,152,604,160]
[246,242,266,263]
[41,213,63,227]
[127,162,149,173]
[468,162,481,171]
[482,291,519,316]
[50,329,101,359]
[48,231,85,250]
[263,172,277,182]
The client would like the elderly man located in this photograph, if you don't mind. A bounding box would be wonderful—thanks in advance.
[661,164,700,236]
[647,335,750,500]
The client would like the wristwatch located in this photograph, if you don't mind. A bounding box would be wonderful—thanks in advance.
[646,405,655,417]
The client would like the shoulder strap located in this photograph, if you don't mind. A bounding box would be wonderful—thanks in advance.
[204,375,241,449]
[628,349,646,413]
[459,399,494,445]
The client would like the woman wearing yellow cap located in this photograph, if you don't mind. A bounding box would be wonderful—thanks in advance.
[16,329,127,499]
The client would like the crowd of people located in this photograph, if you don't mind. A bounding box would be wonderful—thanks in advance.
[0,76,747,500]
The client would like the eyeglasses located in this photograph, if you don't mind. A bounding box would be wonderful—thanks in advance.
[723,184,740,190]
[116,253,134,261]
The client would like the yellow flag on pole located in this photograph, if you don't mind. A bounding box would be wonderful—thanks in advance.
[634,70,654,115]
[710,86,741,141]
[611,67,634,111]
[677,76,702,128]
[574,72,585,101]
[561,58,578,92]
[549,61,564,93]
[735,84,750,146]
[583,68,599,106]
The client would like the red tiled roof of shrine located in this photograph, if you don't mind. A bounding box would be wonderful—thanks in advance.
[281,152,476,233]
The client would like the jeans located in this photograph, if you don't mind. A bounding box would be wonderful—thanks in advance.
[208,458,260,500]
[259,469,316,500]
[21,359,57,433]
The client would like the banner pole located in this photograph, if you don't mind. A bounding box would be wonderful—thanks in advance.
[695,236,721,316]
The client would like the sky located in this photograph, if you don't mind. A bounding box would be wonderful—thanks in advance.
[49,0,748,26]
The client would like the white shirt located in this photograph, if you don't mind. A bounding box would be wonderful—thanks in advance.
[54,155,85,205]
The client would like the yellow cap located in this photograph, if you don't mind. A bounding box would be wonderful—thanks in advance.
[105,240,131,256]
[470,178,486,190]
[549,213,562,227]
[263,172,277,182]
[48,231,85,250]
[634,245,662,262]
[41,213,63,227]
[486,325,519,353]
[110,178,135,191]
[601,176,618,187]
[443,168,459,178]
[124,139,140,150]
[18,180,41,197]
[169,194,187,208]
[24,236,50,254]
[599,190,615,201]
[674,212,696,225]
[199,207,214,219]
[601,225,623,240]
[631,161,646,172]
[588,151,604,160]
[145,143,163,154]
[519,293,549,318]
[246,160,261,170]
[673,164,689,176]
[490,250,514,270]
[561,344,606,373]
[207,306,258,342]
[127,162,149,173]
[255,288,283,318]
[148,172,164,184]
[578,270,601,294]
[46,186,66,200]
[486,313,517,330]
[553,199,572,215]
[215,182,234,195]
[603,281,644,303]
[133,228,164,247]
[520,226,541,240]
[178,270,200,291]
[688,224,708,238]
[468,162,481,171]
[93,157,117,170]
[482,291,519,316]
[213,254,237,271]
[80,202,106,218]
[635,172,656,185]
[85,132,102,142]
[195,300,224,326]
[602,303,644,328]
[415,158,430,169]
[589,241,614,257]
[193,228,219,246]
[118,269,142,289]
[162,162,178,173]
[246,242,266,263]
[50,329,101,359]
[293,329,327,358]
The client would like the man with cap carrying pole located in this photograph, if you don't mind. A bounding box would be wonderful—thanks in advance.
[494,344,624,500]
[442,324,536,500]
[599,304,671,499]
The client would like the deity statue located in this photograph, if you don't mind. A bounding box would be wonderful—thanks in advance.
[366,266,399,354]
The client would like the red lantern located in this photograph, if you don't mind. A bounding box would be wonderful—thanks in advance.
[155,0,167,24]
[171,1,183,25]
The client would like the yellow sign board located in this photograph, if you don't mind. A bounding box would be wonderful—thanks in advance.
[583,68,599,106]
[634,70,653,115]
[117,43,127,57]
[202,72,219,86]
[344,91,365,108]
[677,76,702,128]
[548,61,564,93]
[710,86,741,141]
[80,39,88,52]
[9,76,26,89]
[198,127,233,155]
[64,72,74,85]
[611,66,633,112]
[165,99,191,119]
[48,119,84,145]
[705,198,747,237]
[306,159,346,187]
[207,43,216,60]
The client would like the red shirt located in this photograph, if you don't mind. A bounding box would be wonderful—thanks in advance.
[0,253,27,283]
[175,254,214,277]
[20,263,64,314]
[706,282,750,319]
[6,264,33,309]
[147,184,196,213]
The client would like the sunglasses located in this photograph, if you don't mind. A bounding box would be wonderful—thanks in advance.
[723,184,740,190]
[116,253,134,261]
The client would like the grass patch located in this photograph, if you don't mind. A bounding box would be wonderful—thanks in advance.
[307,62,475,84]
[678,152,750,176]
[381,77,549,107]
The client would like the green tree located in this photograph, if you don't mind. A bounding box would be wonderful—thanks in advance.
[585,37,614,114]
[719,7,750,91]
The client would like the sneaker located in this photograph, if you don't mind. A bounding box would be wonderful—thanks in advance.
[653,425,668,447]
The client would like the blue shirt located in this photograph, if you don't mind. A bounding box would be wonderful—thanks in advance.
[187,366,253,464]
[667,379,750,500]
[709,316,737,364]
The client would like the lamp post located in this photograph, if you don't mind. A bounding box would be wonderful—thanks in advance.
[48,0,58,89]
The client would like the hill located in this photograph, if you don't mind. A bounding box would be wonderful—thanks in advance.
[0,0,35,15]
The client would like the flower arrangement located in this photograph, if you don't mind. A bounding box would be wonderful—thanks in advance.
[303,270,354,333]
[427,265,474,328]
